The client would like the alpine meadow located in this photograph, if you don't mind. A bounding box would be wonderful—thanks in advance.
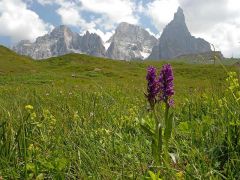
[0,1,240,179]
[0,45,239,179]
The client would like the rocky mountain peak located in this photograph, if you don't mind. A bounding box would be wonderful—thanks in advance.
[13,25,105,59]
[174,7,185,22]
[85,30,91,36]
[115,22,137,32]
[80,31,106,57]
[50,25,73,39]
[166,7,190,37]
[148,7,211,60]
[82,31,102,41]
[51,25,70,33]
[106,22,157,60]
[118,22,131,27]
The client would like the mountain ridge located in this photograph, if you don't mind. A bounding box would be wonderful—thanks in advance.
[12,7,215,61]
[13,25,105,60]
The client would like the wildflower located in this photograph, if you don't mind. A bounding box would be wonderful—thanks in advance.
[30,112,37,120]
[218,99,223,107]
[227,72,239,91]
[28,144,34,151]
[159,64,174,106]
[102,128,111,134]
[146,66,160,109]
[73,111,79,119]
[25,105,33,111]
[43,109,56,126]
[176,171,184,180]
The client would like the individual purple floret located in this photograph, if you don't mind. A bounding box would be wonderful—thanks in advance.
[146,66,160,109]
[159,64,174,106]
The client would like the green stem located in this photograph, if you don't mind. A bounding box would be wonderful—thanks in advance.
[153,110,159,164]
[158,124,162,164]
[164,102,170,165]
[153,109,162,165]
[164,103,169,147]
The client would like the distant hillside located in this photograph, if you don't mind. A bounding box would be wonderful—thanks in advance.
[0,44,238,75]
[0,45,37,74]
[174,51,224,64]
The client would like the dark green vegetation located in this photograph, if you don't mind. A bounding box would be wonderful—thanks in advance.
[0,46,239,179]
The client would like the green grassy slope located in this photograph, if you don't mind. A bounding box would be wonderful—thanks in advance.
[40,53,231,99]
[0,48,231,99]
[0,45,38,74]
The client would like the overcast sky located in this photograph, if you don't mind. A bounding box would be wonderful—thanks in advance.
[0,0,239,57]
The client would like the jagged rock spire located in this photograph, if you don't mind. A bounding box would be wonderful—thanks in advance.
[148,7,211,60]
[174,7,185,22]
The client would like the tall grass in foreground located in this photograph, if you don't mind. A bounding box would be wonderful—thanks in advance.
[0,70,239,179]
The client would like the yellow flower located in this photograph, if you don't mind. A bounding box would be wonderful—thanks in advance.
[73,111,79,119]
[218,99,223,107]
[28,144,40,152]
[227,72,239,92]
[25,105,33,111]
[28,144,34,151]
[43,109,56,127]
[30,112,37,120]
[176,171,184,180]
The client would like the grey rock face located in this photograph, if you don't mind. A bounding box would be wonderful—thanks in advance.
[106,22,157,60]
[13,25,105,59]
[80,31,106,57]
[13,40,35,58]
[148,7,211,60]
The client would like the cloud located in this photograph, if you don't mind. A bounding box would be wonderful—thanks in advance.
[36,0,115,42]
[79,0,138,29]
[146,0,179,31]
[179,0,239,33]
[88,29,114,43]
[56,1,96,30]
[0,0,52,42]
[53,0,138,31]
[145,28,160,38]
[36,0,54,5]
[178,0,240,58]
[195,23,240,57]
[36,0,139,44]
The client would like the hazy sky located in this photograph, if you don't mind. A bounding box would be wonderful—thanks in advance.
[0,0,239,57]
